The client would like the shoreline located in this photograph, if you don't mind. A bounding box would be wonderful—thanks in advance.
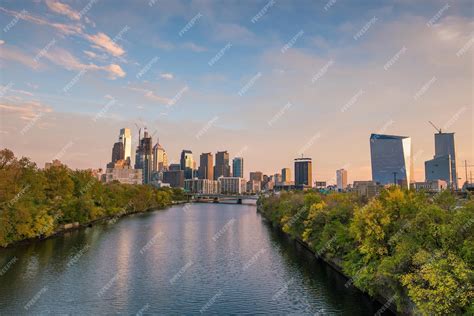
[1,200,188,249]
[257,206,400,315]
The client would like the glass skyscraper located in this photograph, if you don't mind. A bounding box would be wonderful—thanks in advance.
[370,134,412,186]
[232,157,244,178]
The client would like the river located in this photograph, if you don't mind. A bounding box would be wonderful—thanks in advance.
[0,202,390,315]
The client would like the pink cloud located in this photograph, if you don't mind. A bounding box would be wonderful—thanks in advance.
[45,0,81,21]
[85,33,125,57]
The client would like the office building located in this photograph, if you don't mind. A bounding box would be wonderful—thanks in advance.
[105,160,142,185]
[315,181,326,189]
[425,132,458,189]
[412,180,448,192]
[353,181,383,199]
[111,141,124,164]
[249,171,263,182]
[163,170,185,188]
[370,134,412,186]
[294,157,312,188]
[281,168,291,183]
[274,173,282,185]
[336,169,348,191]
[169,164,181,171]
[134,128,153,184]
[119,128,132,164]
[219,177,246,194]
[153,141,168,172]
[246,180,261,193]
[198,152,214,180]
[232,157,244,178]
[184,179,220,194]
[180,150,195,179]
[214,151,231,179]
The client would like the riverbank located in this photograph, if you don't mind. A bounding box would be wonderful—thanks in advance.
[257,189,473,315]
[2,201,189,249]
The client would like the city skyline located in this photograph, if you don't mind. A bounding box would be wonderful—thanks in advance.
[0,0,472,185]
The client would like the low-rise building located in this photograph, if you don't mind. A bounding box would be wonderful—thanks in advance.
[412,179,448,192]
[219,177,246,194]
[163,170,184,188]
[105,160,142,185]
[353,180,383,199]
[184,179,220,194]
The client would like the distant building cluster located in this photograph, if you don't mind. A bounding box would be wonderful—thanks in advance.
[98,125,468,197]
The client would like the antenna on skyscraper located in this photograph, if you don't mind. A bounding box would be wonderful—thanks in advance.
[134,123,141,142]
[428,121,442,133]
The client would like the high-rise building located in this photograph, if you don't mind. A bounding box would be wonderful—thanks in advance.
[214,151,230,179]
[425,132,458,189]
[153,141,168,172]
[180,150,195,179]
[294,158,312,188]
[198,152,214,180]
[119,128,132,164]
[135,128,153,184]
[163,170,184,188]
[249,171,263,182]
[274,173,282,185]
[336,169,348,191]
[370,134,412,186]
[232,157,244,178]
[111,141,124,164]
[281,168,291,183]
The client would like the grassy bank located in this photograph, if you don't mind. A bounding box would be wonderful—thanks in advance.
[0,149,186,248]
[257,188,473,315]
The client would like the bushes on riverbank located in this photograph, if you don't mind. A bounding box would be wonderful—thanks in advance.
[0,149,184,247]
[258,188,473,315]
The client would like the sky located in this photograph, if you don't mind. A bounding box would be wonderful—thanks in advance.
[0,0,473,185]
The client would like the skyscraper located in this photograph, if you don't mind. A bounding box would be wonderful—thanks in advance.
[135,128,153,184]
[153,141,168,172]
[180,150,195,179]
[214,151,230,179]
[198,152,214,180]
[336,169,348,191]
[370,134,412,186]
[294,158,312,187]
[111,141,124,164]
[232,157,244,178]
[425,132,458,189]
[250,171,263,182]
[119,128,132,164]
[281,168,291,183]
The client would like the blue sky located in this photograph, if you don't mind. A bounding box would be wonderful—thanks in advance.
[0,0,473,184]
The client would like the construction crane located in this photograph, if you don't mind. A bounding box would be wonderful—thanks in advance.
[428,121,442,134]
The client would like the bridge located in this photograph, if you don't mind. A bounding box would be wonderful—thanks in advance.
[185,193,259,205]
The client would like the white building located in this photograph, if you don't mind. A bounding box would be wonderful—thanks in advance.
[219,177,246,194]
[184,179,220,194]
[425,132,458,190]
[105,163,142,185]
[412,179,448,192]
[336,169,348,191]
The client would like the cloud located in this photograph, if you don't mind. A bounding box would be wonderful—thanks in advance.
[128,86,171,104]
[0,100,52,121]
[45,48,126,79]
[0,7,82,35]
[160,73,174,80]
[0,40,4,45]
[182,42,207,52]
[45,0,80,21]
[85,32,125,57]
[0,44,42,69]
[213,23,256,43]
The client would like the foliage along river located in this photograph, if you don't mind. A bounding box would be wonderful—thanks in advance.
[0,202,391,315]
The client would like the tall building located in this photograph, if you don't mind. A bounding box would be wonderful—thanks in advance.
[119,128,132,164]
[163,170,184,188]
[249,171,263,182]
[232,157,244,178]
[153,141,168,172]
[214,151,230,179]
[135,128,153,184]
[198,152,214,180]
[281,168,291,183]
[180,150,195,179]
[274,173,282,185]
[294,158,312,188]
[111,141,124,164]
[336,169,348,191]
[370,134,412,186]
[425,132,458,189]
